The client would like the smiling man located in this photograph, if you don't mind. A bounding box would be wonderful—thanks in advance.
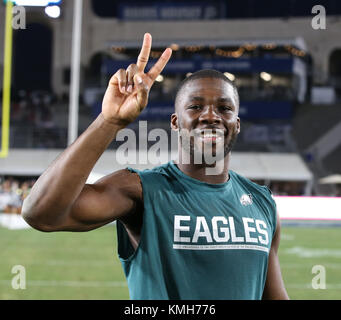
[172,70,241,178]
[22,33,289,300]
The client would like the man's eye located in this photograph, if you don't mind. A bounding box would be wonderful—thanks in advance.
[218,105,232,112]
[188,105,202,110]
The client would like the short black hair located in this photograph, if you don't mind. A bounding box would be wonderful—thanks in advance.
[174,69,239,111]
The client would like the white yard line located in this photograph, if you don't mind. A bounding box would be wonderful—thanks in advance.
[286,283,341,289]
[284,246,341,258]
[281,263,341,269]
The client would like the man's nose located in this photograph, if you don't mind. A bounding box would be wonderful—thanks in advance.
[199,106,221,125]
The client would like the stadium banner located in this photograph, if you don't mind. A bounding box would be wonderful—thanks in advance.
[117,1,226,20]
[104,57,294,75]
[239,101,293,120]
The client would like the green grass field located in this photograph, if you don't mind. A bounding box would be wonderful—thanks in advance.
[1,224,340,299]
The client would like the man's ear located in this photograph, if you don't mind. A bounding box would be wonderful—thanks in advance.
[171,113,179,131]
[236,117,241,134]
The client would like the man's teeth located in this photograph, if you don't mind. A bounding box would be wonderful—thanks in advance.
[201,132,224,137]
[199,132,224,141]
[203,133,218,138]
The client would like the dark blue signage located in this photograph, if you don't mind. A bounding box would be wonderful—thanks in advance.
[117,1,226,20]
[105,57,293,75]
[239,101,292,120]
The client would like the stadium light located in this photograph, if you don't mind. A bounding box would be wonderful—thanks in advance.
[260,71,272,82]
[155,75,164,82]
[170,43,180,51]
[45,5,60,18]
[224,72,235,81]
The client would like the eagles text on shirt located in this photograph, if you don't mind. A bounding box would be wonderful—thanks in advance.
[173,215,269,253]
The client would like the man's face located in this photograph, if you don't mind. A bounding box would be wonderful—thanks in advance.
[171,77,240,164]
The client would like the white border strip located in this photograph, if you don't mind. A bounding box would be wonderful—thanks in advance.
[173,244,269,253]
[274,196,341,220]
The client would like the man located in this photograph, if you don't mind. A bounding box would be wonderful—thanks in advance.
[22,33,289,300]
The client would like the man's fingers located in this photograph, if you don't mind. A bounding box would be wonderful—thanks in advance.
[111,68,127,94]
[147,48,172,83]
[126,64,138,93]
[133,74,149,110]
[136,33,152,73]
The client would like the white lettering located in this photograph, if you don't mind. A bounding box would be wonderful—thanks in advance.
[174,216,191,242]
[228,217,244,242]
[312,265,326,289]
[255,219,269,245]
[138,121,148,164]
[311,5,326,30]
[242,218,258,243]
[124,304,158,317]
[148,128,169,164]
[11,265,26,290]
[173,215,270,248]
[116,129,137,165]
[192,217,213,243]
[12,6,26,30]
[212,216,229,242]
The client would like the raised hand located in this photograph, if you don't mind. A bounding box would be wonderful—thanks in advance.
[101,33,172,126]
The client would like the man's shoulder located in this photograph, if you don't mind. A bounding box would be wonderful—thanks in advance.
[231,171,277,230]
[126,162,172,177]
[230,170,274,199]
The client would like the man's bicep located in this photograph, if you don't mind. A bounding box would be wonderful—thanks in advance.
[65,170,142,231]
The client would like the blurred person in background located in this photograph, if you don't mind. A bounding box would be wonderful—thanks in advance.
[0,179,22,214]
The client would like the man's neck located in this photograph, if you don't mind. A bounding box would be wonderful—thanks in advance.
[175,152,231,184]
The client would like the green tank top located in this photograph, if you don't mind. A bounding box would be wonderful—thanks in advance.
[116,161,277,300]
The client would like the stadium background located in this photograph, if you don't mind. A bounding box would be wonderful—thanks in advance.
[0,0,341,299]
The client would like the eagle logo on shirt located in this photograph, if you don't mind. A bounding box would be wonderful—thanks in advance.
[240,194,253,206]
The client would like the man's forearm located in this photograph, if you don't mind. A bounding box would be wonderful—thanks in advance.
[22,113,125,223]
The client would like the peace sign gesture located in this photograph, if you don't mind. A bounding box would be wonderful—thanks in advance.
[101,33,172,126]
